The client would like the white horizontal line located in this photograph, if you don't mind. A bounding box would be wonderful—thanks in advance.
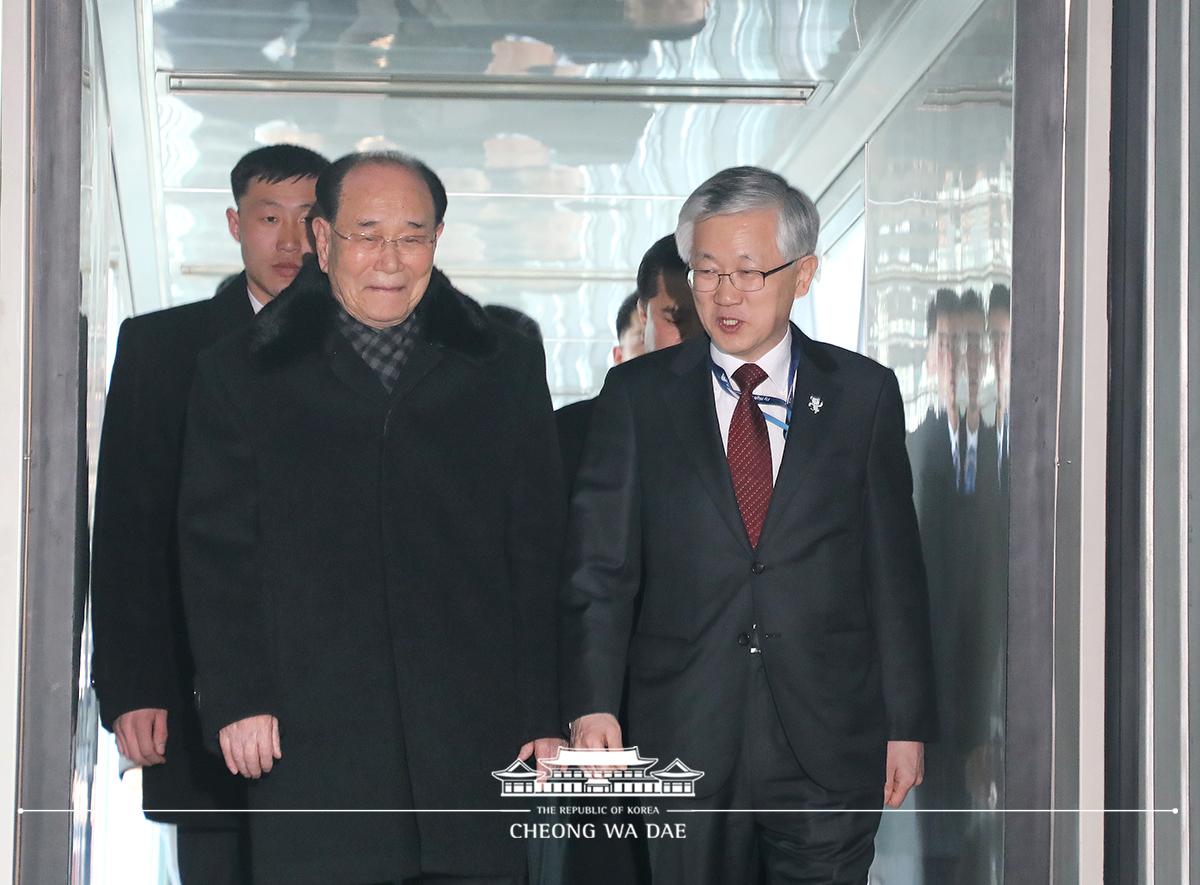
[669,808,1181,814]
[20,808,531,814]
[19,807,1180,815]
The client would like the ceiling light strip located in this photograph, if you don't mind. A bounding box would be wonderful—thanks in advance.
[164,186,685,202]
[179,263,635,282]
[164,71,817,105]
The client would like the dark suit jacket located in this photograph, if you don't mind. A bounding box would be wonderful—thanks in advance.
[555,396,597,487]
[560,327,937,794]
[177,259,565,885]
[90,273,252,824]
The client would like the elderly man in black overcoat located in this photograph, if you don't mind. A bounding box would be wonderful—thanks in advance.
[178,151,566,885]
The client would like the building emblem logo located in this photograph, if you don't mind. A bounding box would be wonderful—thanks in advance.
[492,747,704,797]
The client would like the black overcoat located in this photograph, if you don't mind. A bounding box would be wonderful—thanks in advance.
[560,329,938,796]
[178,259,565,884]
[91,273,251,824]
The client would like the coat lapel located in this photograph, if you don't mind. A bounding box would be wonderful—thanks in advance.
[759,328,844,547]
[662,339,753,552]
[324,327,390,406]
[207,272,255,339]
[386,338,443,404]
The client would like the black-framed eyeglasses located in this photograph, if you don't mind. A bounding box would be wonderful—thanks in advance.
[330,226,437,252]
[687,258,800,293]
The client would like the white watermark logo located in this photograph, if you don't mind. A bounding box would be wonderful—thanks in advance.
[492,746,703,797]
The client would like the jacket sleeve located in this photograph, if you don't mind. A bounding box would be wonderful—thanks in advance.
[504,340,568,740]
[90,319,177,730]
[177,350,279,746]
[864,370,939,742]
[558,369,642,725]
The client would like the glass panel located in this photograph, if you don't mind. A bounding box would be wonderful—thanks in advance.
[863,2,1013,882]
[152,0,911,82]
[78,2,169,884]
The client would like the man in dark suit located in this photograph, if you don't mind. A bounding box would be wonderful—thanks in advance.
[561,166,937,884]
[556,238,699,487]
[90,143,329,883]
[177,151,565,885]
[555,293,634,506]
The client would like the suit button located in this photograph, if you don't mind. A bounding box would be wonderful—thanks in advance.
[737,633,751,647]
[751,562,766,575]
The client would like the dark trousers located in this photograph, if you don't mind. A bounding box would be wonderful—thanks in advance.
[644,656,883,885]
[176,824,252,885]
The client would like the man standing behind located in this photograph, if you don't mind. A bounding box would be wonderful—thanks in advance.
[636,233,701,352]
[91,143,328,883]
[178,151,565,885]
[613,290,645,366]
[557,239,699,486]
[562,166,937,884]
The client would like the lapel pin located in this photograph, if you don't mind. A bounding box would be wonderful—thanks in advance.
[808,396,823,414]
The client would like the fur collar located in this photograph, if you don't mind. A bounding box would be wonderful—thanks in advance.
[250,254,497,366]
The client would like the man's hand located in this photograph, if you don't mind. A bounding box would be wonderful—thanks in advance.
[569,713,623,777]
[218,714,281,779]
[569,712,622,750]
[884,740,925,808]
[518,737,568,780]
[114,708,168,767]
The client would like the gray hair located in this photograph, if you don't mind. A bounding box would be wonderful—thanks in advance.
[674,166,820,263]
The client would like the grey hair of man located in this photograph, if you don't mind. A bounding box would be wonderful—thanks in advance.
[316,149,448,226]
[674,166,820,265]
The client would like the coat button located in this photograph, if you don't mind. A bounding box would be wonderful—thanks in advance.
[751,562,766,575]
[737,633,751,646]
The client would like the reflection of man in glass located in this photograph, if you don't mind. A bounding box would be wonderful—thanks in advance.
[986,284,1011,494]
[910,289,963,505]
[957,289,987,496]
[907,288,969,882]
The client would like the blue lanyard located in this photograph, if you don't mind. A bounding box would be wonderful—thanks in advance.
[710,346,802,436]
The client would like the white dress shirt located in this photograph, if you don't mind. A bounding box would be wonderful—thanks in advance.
[711,328,794,483]
[248,289,266,315]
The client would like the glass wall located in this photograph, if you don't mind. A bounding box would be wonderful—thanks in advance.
[864,2,1013,882]
[78,2,159,883]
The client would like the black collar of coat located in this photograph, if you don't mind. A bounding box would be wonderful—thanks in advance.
[249,254,497,366]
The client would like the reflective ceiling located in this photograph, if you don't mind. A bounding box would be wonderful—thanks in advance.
[109,0,992,400]
[152,0,907,82]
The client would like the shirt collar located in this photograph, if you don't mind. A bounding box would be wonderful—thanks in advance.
[248,288,266,315]
[710,326,794,396]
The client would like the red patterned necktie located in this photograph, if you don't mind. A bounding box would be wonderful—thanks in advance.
[727,363,773,547]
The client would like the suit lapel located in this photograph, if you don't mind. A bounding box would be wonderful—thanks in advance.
[758,329,843,548]
[662,340,753,552]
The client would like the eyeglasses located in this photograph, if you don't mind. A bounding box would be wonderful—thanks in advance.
[330,226,437,253]
[687,258,800,293]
